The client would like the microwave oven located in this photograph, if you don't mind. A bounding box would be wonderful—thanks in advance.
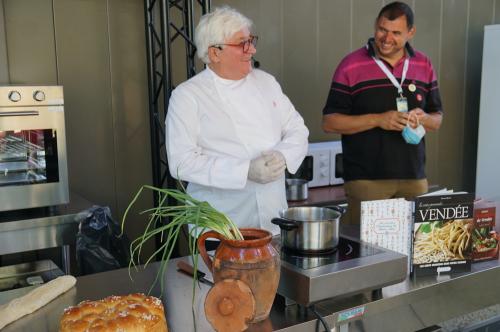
[286,141,343,187]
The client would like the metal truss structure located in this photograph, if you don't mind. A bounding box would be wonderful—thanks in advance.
[143,0,211,255]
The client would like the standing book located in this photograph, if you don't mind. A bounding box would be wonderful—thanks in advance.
[472,200,498,261]
[361,198,413,258]
[412,193,475,276]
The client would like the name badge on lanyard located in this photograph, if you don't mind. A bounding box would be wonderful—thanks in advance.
[396,96,408,112]
[372,56,410,112]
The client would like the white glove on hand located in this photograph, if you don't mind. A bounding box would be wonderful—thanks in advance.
[262,151,286,168]
[248,151,286,184]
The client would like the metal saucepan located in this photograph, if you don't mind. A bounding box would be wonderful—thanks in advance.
[271,206,345,253]
[285,178,308,201]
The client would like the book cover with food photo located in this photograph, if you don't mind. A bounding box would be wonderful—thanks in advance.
[472,201,498,262]
[412,193,475,276]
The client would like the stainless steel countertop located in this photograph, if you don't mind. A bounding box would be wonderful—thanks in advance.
[1,252,500,332]
[0,264,162,332]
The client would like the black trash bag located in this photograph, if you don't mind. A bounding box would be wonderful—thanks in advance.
[76,206,130,275]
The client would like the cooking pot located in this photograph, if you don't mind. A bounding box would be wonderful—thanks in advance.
[271,206,345,252]
[285,178,308,201]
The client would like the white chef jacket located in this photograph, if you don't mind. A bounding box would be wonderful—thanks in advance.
[165,67,309,234]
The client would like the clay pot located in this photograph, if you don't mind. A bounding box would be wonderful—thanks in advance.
[198,228,280,323]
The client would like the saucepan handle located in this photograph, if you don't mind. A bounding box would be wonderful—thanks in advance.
[271,217,299,231]
[197,231,223,274]
[324,205,347,215]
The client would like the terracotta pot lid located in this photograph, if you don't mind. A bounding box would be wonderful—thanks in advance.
[204,279,255,332]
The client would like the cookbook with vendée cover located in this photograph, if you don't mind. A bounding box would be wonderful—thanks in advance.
[412,193,475,276]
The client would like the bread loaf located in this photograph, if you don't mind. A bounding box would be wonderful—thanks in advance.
[59,293,168,332]
[0,275,76,329]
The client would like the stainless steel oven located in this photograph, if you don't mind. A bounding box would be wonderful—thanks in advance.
[0,86,69,212]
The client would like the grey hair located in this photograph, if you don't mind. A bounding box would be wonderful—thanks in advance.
[194,6,253,64]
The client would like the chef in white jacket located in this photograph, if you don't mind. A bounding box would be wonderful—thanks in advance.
[165,6,309,235]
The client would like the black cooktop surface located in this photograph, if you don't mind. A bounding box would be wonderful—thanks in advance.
[280,237,384,270]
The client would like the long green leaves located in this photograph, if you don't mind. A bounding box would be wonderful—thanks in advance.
[121,185,243,293]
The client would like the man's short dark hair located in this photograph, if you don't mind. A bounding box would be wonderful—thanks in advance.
[377,1,414,29]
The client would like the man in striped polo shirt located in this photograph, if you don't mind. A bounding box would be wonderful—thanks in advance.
[322,1,443,229]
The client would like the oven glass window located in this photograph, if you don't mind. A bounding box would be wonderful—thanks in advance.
[0,129,59,186]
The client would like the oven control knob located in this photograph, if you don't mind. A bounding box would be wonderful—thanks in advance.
[8,90,21,102]
[33,90,46,102]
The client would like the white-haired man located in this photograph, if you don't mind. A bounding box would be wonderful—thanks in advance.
[165,6,309,240]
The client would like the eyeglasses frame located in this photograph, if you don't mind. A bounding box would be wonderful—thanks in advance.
[211,35,258,53]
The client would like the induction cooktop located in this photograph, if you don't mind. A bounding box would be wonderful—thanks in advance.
[275,235,408,306]
[280,237,384,270]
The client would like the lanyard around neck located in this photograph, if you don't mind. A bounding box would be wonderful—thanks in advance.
[372,56,409,96]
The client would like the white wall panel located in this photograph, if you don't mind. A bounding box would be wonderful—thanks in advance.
[476,25,500,200]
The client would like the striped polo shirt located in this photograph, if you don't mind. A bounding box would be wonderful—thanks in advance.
[323,38,443,181]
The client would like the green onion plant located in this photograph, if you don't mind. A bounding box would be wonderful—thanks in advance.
[121,184,243,295]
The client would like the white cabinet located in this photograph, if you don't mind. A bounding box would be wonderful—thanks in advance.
[476,25,500,200]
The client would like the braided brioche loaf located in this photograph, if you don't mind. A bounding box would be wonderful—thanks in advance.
[59,293,168,332]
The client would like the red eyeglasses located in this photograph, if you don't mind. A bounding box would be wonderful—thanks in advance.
[211,35,258,53]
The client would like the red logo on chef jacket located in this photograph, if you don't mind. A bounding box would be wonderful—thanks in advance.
[272,101,277,107]
[416,94,423,102]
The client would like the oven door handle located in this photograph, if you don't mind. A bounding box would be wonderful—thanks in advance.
[0,110,39,117]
